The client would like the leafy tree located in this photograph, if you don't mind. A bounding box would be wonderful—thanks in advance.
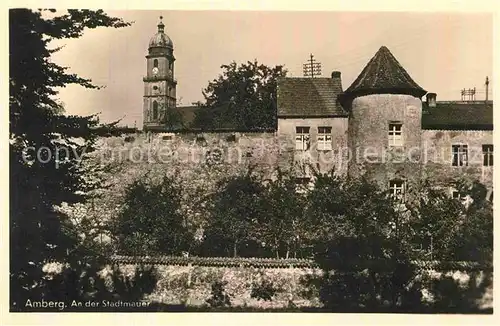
[258,169,308,258]
[9,8,130,309]
[408,180,466,260]
[112,176,194,255]
[450,180,493,262]
[192,60,287,131]
[411,179,493,261]
[307,175,421,311]
[202,172,265,257]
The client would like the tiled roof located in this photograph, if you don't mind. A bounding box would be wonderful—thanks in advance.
[344,46,427,99]
[105,255,491,271]
[174,105,199,126]
[422,101,493,130]
[153,105,200,131]
[277,77,347,117]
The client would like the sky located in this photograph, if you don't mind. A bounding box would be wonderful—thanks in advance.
[50,10,493,127]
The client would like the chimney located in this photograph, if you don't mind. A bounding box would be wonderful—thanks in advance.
[426,92,437,108]
[331,71,341,79]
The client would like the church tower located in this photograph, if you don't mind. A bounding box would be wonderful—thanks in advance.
[143,16,177,131]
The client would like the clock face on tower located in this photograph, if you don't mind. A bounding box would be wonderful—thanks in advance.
[152,67,159,75]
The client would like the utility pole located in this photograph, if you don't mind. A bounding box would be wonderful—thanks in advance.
[303,54,322,78]
[485,76,490,101]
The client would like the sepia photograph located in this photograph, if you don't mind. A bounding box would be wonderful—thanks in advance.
[8,6,493,316]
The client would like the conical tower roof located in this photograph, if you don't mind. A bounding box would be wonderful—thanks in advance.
[344,46,426,98]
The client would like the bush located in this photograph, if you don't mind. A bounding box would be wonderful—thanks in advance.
[251,279,278,301]
[206,281,231,307]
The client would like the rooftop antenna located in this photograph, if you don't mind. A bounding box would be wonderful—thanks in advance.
[303,54,322,78]
[461,88,476,101]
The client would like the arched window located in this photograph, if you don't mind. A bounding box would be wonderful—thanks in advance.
[152,101,158,121]
[153,59,158,68]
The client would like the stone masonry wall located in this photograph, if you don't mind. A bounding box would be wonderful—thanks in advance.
[61,132,288,235]
[98,262,492,310]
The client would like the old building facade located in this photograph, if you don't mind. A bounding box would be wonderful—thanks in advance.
[141,19,493,198]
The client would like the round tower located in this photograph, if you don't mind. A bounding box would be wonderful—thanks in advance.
[342,46,427,197]
[143,16,177,131]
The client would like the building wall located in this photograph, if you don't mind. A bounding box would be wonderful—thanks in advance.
[421,130,493,190]
[277,117,349,176]
[347,94,423,190]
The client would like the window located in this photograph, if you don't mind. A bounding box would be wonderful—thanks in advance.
[153,59,158,68]
[152,101,159,121]
[451,190,466,201]
[450,188,468,204]
[483,144,493,166]
[388,123,403,147]
[452,144,468,166]
[295,127,310,150]
[389,179,405,201]
[317,127,333,150]
[169,61,173,70]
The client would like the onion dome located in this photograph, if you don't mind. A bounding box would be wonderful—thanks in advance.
[149,16,173,49]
